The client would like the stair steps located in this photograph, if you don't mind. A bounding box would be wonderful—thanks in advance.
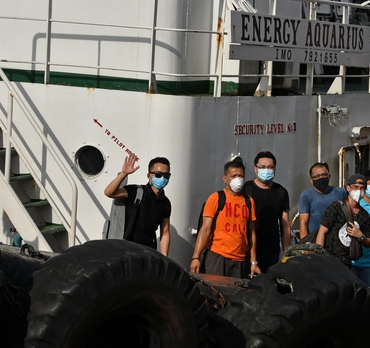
[1,147,67,248]
[0,147,17,156]
[23,199,50,208]
[10,173,33,181]
[39,223,66,235]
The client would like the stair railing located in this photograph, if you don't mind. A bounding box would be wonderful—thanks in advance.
[0,68,78,247]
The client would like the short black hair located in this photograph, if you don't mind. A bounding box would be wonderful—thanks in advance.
[224,157,245,175]
[148,157,170,172]
[309,162,329,176]
[254,151,276,166]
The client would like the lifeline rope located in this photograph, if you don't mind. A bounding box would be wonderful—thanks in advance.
[280,242,327,263]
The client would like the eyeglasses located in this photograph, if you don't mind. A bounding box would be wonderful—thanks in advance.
[150,171,171,179]
[256,165,275,170]
[311,173,330,179]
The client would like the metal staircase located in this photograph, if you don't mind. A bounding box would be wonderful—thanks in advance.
[0,68,78,252]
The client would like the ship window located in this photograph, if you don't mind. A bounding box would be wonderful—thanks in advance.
[75,145,105,177]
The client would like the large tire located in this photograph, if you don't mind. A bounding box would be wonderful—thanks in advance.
[0,245,46,348]
[24,239,208,348]
[212,254,370,348]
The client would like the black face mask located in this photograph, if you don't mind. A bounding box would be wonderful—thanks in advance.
[313,177,329,192]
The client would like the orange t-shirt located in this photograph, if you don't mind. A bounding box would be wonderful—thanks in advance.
[203,189,256,261]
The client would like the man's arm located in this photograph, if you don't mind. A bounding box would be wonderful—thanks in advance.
[104,171,129,199]
[104,154,140,199]
[316,224,329,247]
[190,217,213,273]
[159,218,171,256]
[299,213,310,239]
[247,221,261,277]
[281,211,291,250]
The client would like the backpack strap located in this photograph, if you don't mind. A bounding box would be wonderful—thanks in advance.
[124,185,144,240]
[216,190,226,218]
[338,200,353,224]
[207,190,226,248]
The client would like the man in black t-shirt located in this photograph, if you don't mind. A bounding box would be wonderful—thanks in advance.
[243,151,290,273]
[104,154,171,256]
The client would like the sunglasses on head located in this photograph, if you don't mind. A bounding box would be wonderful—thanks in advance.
[150,171,171,179]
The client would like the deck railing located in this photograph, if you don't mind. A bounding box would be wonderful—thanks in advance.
[0,0,370,97]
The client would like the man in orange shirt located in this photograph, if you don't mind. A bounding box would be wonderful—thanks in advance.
[190,158,261,278]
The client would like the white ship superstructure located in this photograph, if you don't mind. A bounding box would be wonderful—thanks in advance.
[0,0,370,268]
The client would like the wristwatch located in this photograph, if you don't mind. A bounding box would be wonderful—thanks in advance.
[358,234,366,242]
[251,261,258,265]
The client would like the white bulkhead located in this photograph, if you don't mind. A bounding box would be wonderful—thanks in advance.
[0,0,369,269]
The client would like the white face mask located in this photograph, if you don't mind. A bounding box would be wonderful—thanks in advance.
[349,189,365,203]
[230,177,245,193]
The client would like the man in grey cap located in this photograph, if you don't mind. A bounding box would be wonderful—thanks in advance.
[316,174,370,267]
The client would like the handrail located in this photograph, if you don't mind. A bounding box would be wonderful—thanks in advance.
[297,0,370,10]
[0,0,370,96]
[0,68,78,247]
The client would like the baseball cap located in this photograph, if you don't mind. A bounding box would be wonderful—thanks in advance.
[346,174,367,186]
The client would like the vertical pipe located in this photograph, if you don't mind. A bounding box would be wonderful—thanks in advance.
[4,92,14,183]
[149,0,158,93]
[214,0,226,98]
[338,147,344,187]
[264,0,277,97]
[305,2,317,95]
[338,5,349,94]
[44,0,53,84]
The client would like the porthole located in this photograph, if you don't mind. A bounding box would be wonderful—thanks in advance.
[75,145,105,177]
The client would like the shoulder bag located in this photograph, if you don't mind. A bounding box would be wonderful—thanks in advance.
[339,200,362,261]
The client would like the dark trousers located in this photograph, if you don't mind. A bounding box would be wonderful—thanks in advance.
[204,250,244,277]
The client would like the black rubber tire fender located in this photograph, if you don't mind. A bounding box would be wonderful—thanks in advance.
[0,245,46,287]
[212,254,370,348]
[0,246,46,348]
[24,239,208,348]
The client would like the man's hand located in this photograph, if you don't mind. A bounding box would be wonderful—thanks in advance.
[190,258,201,273]
[122,154,140,175]
[250,264,261,278]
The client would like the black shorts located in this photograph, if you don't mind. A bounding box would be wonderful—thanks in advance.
[204,250,244,277]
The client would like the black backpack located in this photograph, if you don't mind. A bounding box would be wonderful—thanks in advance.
[196,190,252,248]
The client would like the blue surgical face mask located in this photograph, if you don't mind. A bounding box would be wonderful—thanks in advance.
[366,185,370,198]
[152,176,169,190]
[257,169,275,183]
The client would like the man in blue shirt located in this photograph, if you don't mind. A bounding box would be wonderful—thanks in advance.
[298,162,347,239]
[352,170,370,286]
